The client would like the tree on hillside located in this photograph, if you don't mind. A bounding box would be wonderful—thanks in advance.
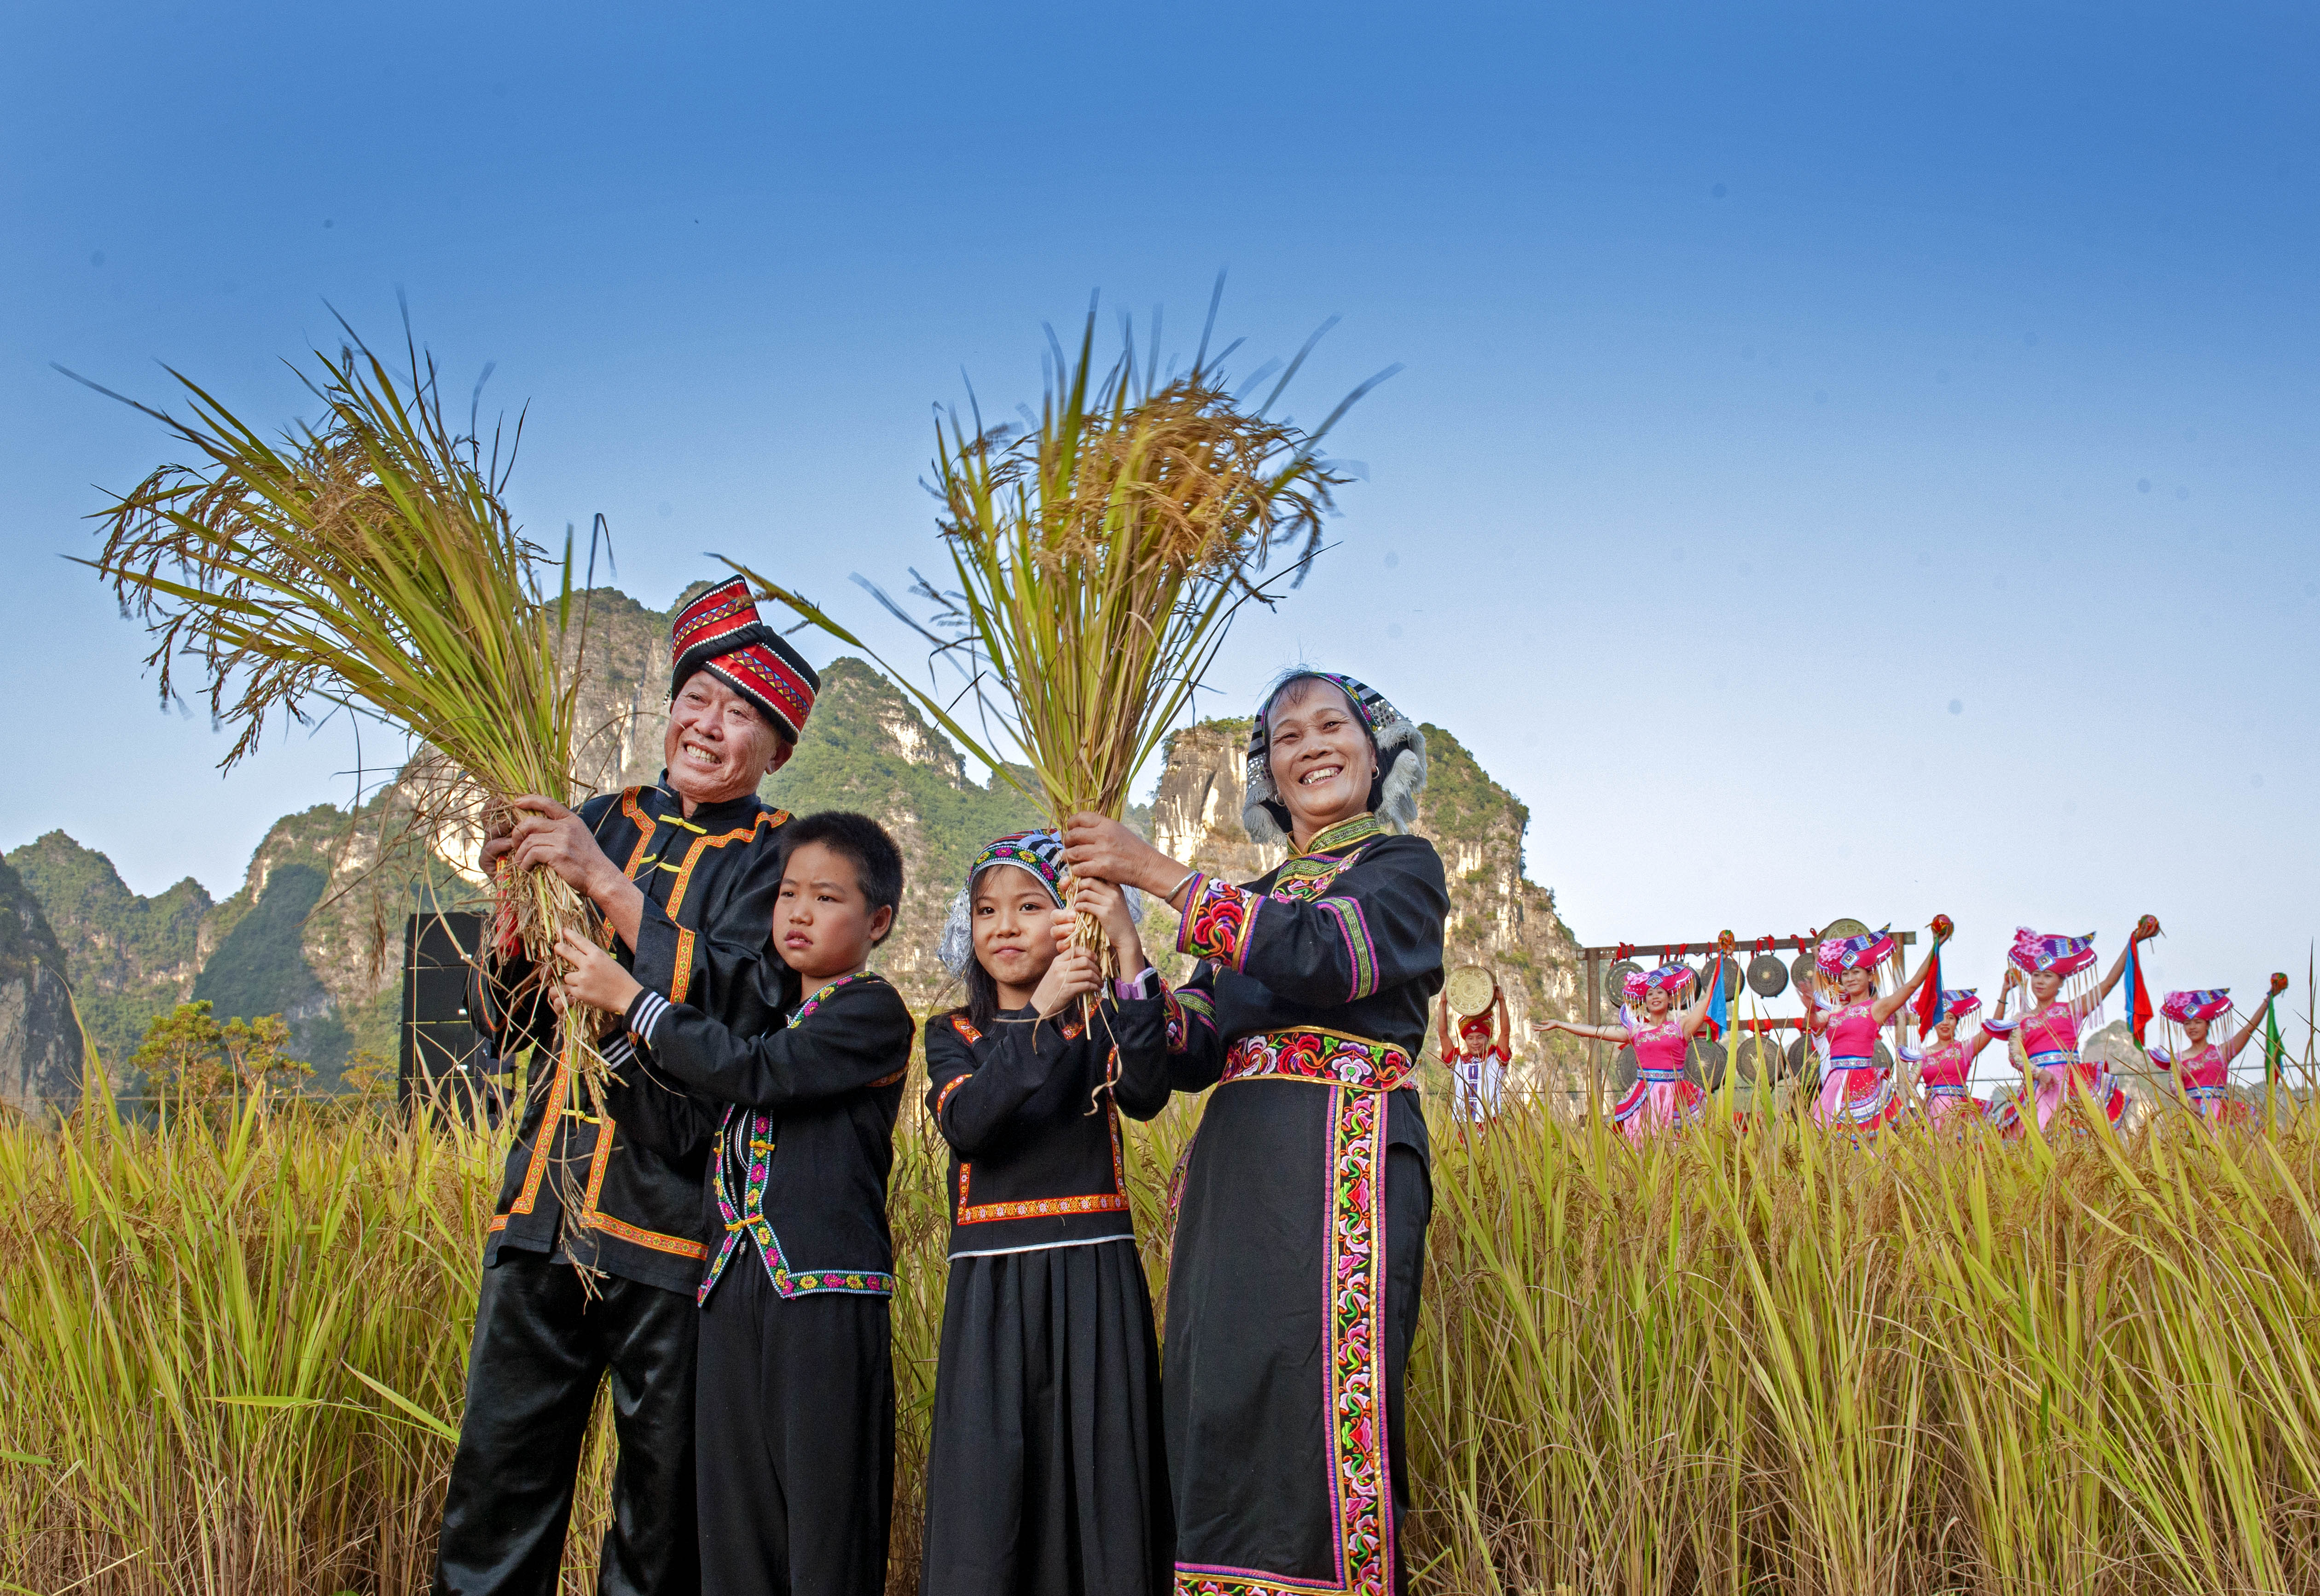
[132,1000,313,1118]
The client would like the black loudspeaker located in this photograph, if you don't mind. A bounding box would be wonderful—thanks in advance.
[399,912,502,1121]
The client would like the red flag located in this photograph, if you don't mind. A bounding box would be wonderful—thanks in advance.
[1913,941,1943,1039]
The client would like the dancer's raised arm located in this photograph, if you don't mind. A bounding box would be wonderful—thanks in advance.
[1870,921,1951,1024]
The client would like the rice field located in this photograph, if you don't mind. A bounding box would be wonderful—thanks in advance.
[6,1082,2320,1595]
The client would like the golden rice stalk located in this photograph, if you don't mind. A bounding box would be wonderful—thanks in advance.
[731,295,1392,993]
[72,326,617,1123]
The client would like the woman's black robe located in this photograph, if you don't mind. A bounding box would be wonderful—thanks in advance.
[1160,814,1447,1596]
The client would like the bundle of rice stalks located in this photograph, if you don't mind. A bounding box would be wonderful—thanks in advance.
[732,294,1392,974]
[75,326,608,1083]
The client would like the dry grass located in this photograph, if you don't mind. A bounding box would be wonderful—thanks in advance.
[7,1078,2320,1595]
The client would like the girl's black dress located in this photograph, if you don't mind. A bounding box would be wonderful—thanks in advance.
[919,988,1174,1596]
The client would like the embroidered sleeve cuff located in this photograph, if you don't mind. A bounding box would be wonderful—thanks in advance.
[627,989,673,1047]
[1175,874,1260,969]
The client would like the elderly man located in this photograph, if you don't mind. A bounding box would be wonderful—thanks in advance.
[433,579,818,1596]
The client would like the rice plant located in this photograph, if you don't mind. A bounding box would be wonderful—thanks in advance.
[72,325,622,1129]
[11,1066,2320,1594]
[726,294,1392,979]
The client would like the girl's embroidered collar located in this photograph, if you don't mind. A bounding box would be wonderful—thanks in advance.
[1294,812,1385,858]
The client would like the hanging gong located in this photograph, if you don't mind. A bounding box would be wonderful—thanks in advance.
[1609,1045,1640,1092]
[1444,965,1496,1018]
[1821,916,1871,943]
[1786,1034,1818,1084]
[1604,959,1642,1008]
[1791,951,1818,995]
[1686,1036,1726,1089]
[1734,1033,1787,1083]
[1747,952,1789,998]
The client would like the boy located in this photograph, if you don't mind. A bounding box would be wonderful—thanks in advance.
[558,811,914,1596]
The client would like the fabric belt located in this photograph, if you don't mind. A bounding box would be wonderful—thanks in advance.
[1637,1067,1687,1083]
[1926,1084,1968,1097]
[1221,1027,1415,1093]
[1830,1055,1877,1068]
[2187,1085,2227,1101]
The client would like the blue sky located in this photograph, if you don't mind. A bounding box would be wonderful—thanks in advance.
[5,2,2314,1057]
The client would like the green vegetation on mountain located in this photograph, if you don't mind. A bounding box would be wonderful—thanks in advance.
[761,657,1044,893]
[10,587,1578,1095]
[6,833,211,1075]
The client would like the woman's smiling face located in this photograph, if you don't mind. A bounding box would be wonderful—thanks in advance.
[1265,677,1378,839]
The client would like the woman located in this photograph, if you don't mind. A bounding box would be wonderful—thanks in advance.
[1802,926,1947,1136]
[2148,976,2284,1125]
[1898,989,2001,1128]
[1539,966,1715,1142]
[1982,919,2158,1135]
[919,832,1173,1596]
[1062,670,1444,1596]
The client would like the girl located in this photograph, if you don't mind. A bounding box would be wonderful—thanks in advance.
[1983,919,2158,1135]
[919,831,1173,1596]
[2148,976,2285,1126]
[1540,966,1717,1142]
[1898,989,2002,1128]
[1803,926,1948,1137]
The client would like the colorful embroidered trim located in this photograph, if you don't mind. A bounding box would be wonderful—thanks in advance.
[697,972,895,1302]
[1178,873,1261,969]
[1220,1028,1415,1093]
[1316,898,1379,1001]
[1270,850,1363,904]
[1300,812,1385,855]
[1174,1082,1392,1596]
[1165,988,1217,1055]
[956,1093,1129,1224]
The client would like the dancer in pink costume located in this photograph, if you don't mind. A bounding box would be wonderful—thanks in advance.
[1897,989,2003,1128]
[2147,976,2284,1126]
[1983,919,2158,1136]
[1802,925,1947,1137]
[1542,966,1715,1143]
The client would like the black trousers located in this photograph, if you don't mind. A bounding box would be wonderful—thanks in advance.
[433,1250,702,1596]
[696,1261,894,1596]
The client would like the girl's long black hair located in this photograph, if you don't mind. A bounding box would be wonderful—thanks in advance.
[960,959,1005,1033]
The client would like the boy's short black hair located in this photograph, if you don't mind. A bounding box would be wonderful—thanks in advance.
[781,811,905,946]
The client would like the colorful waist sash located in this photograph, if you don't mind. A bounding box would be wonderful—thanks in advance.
[2026,1049,2079,1068]
[1926,1083,1968,1097]
[1222,1027,1416,1093]
[1636,1066,1688,1083]
[2187,1085,2227,1101]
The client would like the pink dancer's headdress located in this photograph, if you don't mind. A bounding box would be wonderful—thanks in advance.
[1622,964,1696,1003]
[1815,930,1896,976]
[2161,989,2232,1025]
[1937,989,1982,1023]
[2007,926,2097,977]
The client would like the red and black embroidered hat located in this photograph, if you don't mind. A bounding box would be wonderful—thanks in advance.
[669,578,819,743]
